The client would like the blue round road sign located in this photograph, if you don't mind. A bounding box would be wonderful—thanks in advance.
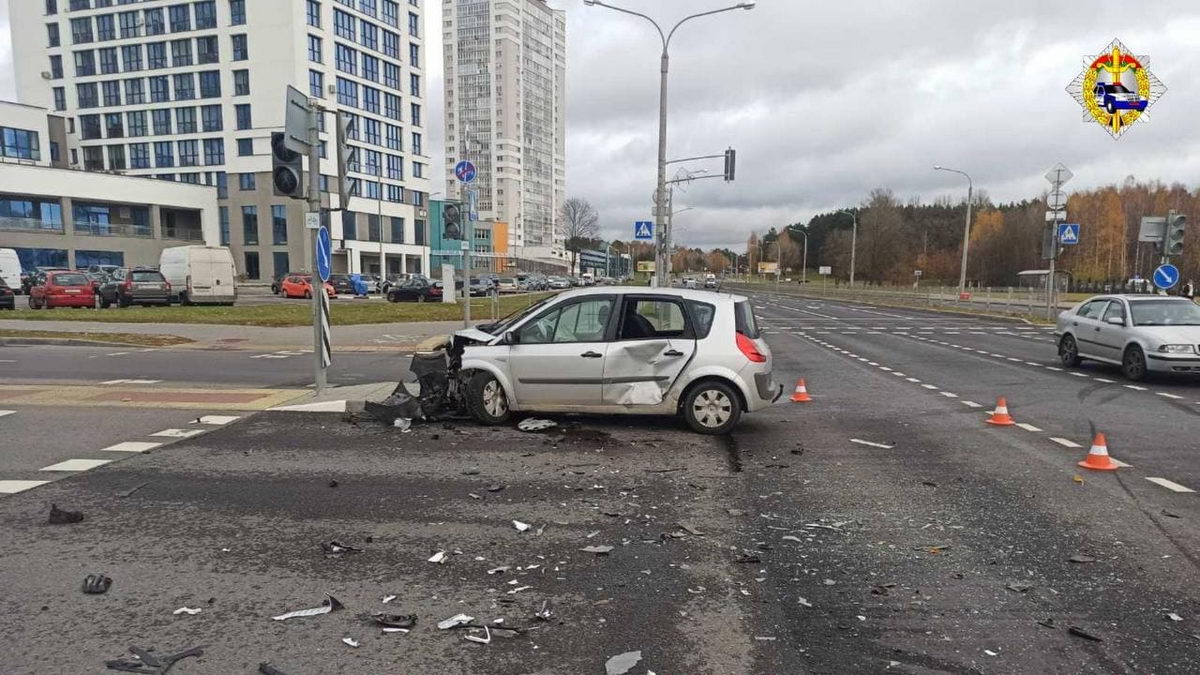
[1153,263,1180,290]
[454,160,476,184]
[316,226,332,282]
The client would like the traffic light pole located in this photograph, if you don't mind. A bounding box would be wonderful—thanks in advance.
[308,103,326,393]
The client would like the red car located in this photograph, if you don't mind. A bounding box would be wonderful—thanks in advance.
[29,271,95,309]
[280,274,337,299]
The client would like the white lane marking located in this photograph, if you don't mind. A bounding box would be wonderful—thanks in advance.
[921,384,939,390]
[1110,458,1133,468]
[906,377,921,383]
[41,458,112,472]
[0,410,14,418]
[1025,362,1040,366]
[850,438,895,449]
[961,401,982,408]
[106,352,130,357]
[0,359,16,363]
[150,428,205,438]
[100,441,162,453]
[100,379,162,385]
[1124,385,1148,391]
[1015,423,1042,432]
[1007,357,1022,362]
[250,354,291,360]
[939,392,958,398]
[1050,437,1082,449]
[1145,477,1196,493]
[1045,367,1063,372]
[197,415,240,425]
[893,372,906,377]
[1157,393,1183,400]
[1095,378,1115,383]
[1069,372,1088,378]
[879,366,892,371]
[0,480,51,493]
[867,361,879,366]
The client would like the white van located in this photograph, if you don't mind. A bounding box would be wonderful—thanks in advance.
[581,272,595,286]
[159,246,237,305]
[0,249,21,292]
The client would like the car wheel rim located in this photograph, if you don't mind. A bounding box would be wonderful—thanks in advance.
[693,389,732,428]
[1126,350,1143,377]
[1061,337,1076,361]
[482,380,507,417]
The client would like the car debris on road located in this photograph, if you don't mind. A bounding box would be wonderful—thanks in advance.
[104,644,205,674]
[82,573,112,594]
[48,503,84,524]
[271,594,344,621]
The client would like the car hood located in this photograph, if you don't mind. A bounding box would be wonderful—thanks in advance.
[454,327,498,344]
[1133,325,1200,344]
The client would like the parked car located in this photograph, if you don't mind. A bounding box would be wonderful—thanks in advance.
[0,248,22,292]
[362,274,382,294]
[704,273,718,289]
[682,277,699,289]
[28,270,95,309]
[1056,294,1200,380]
[95,267,172,308]
[328,274,356,296]
[0,277,14,310]
[159,245,237,305]
[496,277,519,294]
[387,277,442,303]
[446,287,782,434]
[26,267,71,294]
[580,273,595,286]
[547,276,571,290]
[271,272,289,295]
[87,264,121,278]
[468,277,493,297]
[280,274,336,299]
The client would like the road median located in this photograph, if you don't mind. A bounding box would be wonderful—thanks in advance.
[0,329,193,348]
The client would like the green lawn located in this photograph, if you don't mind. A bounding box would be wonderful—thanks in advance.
[0,329,193,346]
[6,293,557,327]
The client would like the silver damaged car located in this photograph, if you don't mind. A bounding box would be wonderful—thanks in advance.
[1055,294,1200,380]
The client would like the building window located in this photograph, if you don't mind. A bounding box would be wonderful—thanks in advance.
[229,0,245,25]
[360,20,377,50]
[173,73,195,100]
[76,82,99,108]
[363,149,381,175]
[104,112,124,137]
[107,144,126,170]
[239,172,255,190]
[1,127,42,160]
[127,110,147,136]
[383,93,400,120]
[307,0,321,27]
[80,114,102,139]
[47,23,60,47]
[336,78,358,107]
[121,44,142,71]
[409,73,420,97]
[178,139,199,166]
[362,86,380,114]
[102,80,121,106]
[359,0,377,17]
[50,55,64,79]
[171,38,192,66]
[199,70,221,97]
[119,10,140,38]
[216,170,228,198]
[412,161,423,178]
[309,69,324,97]
[203,138,223,165]
[219,205,230,245]
[334,43,355,73]
[271,205,288,244]
[144,7,165,35]
[272,251,290,277]
[201,104,222,131]
[231,34,248,60]
[386,154,402,180]
[341,210,356,240]
[236,138,253,156]
[385,123,401,150]
[410,132,420,155]
[197,35,218,63]
[407,11,418,37]
[168,4,191,32]
[410,103,420,127]
[385,184,402,203]
[98,47,118,73]
[243,251,260,280]
[152,108,172,135]
[147,42,167,69]
[195,0,217,29]
[308,34,323,63]
[389,216,404,243]
[382,29,398,58]
[154,140,174,167]
[69,0,92,11]
[409,43,419,68]
[362,118,380,145]
[414,218,425,245]
[47,0,59,16]
[74,50,96,76]
[96,14,115,41]
[361,54,379,82]
[70,17,93,44]
[242,206,258,245]
[382,0,398,27]
[175,106,196,133]
[53,87,67,111]
[129,142,150,168]
[333,9,355,40]
[233,69,250,96]
[234,103,251,130]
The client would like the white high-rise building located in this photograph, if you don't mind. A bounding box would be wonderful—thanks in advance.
[7,0,433,281]
[443,0,566,269]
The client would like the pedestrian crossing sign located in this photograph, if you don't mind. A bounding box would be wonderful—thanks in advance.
[1058,222,1080,245]
[634,220,654,240]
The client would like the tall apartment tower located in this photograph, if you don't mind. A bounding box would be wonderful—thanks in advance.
[8,0,433,281]
[443,0,566,269]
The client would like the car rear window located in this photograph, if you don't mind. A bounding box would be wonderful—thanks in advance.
[131,271,164,282]
[734,300,760,339]
[52,273,89,286]
[685,300,716,339]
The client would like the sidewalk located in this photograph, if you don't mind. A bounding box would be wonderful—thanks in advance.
[0,318,463,351]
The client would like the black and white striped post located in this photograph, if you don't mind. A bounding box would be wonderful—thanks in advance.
[318,287,332,369]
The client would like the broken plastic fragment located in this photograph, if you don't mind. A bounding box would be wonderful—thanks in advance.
[513,520,531,532]
[173,607,203,615]
[1067,554,1097,564]
[1168,613,1184,622]
[985,649,998,657]
[1068,626,1103,642]
[382,595,397,604]
[320,541,363,555]
[580,545,614,555]
[507,585,532,594]
[798,597,812,607]
[781,535,803,543]
[438,613,474,630]
[272,594,345,621]
[342,637,359,648]
[393,418,412,432]
[373,613,417,629]
[535,600,554,621]
[1005,582,1033,593]
[83,573,112,595]
[428,550,447,564]
[106,645,205,674]
[487,566,511,575]
[464,626,492,644]
[518,418,557,432]
[49,503,84,525]
[604,650,643,675]
[382,627,410,634]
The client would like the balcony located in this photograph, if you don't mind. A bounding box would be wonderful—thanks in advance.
[0,216,64,233]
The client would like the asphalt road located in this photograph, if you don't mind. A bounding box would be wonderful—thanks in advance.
[1,293,1199,672]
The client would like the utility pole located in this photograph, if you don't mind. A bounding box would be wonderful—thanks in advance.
[307,101,326,392]
[934,165,974,296]
[1043,163,1072,319]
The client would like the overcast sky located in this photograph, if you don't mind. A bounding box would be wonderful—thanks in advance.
[4,1,1199,250]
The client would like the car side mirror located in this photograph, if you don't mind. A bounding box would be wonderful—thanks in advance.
[1106,316,1125,326]
[504,331,519,345]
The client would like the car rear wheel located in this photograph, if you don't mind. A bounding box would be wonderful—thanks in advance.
[682,380,742,435]
[303,290,312,299]
[467,371,511,425]
[1058,334,1081,367]
[1122,345,1147,381]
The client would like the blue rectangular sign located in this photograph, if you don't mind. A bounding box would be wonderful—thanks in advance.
[634,220,654,240]
[1058,223,1080,245]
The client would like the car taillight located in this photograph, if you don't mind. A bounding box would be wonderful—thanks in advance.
[123,279,133,290]
[165,281,172,292]
[736,332,766,363]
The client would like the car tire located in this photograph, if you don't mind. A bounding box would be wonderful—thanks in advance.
[682,379,743,435]
[1122,344,1147,382]
[101,295,112,309]
[417,295,425,303]
[179,292,192,306]
[467,371,512,426]
[118,295,132,308]
[1058,334,1082,367]
[1105,101,1116,114]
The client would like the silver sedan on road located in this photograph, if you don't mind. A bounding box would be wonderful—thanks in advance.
[1055,294,1200,380]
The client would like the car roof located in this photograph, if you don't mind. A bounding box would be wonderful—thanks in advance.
[1081,294,1191,303]
[553,285,746,303]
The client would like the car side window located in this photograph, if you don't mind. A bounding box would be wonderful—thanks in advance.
[618,297,690,340]
[1078,300,1108,320]
[518,297,614,345]
[685,300,716,339]
[1103,301,1126,324]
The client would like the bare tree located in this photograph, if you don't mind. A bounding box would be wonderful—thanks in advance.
[561,197,600,274]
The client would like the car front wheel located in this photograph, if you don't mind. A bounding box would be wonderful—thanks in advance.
[1058,334,1081,367]
[467,371,511,425]
[682,380,742,435]
[1122,345,1147,381]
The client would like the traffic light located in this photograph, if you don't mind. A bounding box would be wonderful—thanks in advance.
[724,147,736,182]
[443,202,463,240]
[335,110,357,207]
[271,132,303,199]
[1166,211,1187,256]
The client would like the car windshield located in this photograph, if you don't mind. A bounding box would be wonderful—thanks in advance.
[1105,83,1131,94]
[53,273,89,286]
[1129,300,1200,326]
[487,294,558,335]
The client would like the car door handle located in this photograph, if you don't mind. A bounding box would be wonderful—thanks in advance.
[663,349,685,357]
[580,351,603,358]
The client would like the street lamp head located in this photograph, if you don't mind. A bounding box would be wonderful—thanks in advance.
[738,0,756,9]
[933,165,942,171]
[583,0,597,5]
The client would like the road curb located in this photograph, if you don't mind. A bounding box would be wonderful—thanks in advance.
[0,337,171,348]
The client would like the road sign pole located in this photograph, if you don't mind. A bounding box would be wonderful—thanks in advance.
[307,101,326,393]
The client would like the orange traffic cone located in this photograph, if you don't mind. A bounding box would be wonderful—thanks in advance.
[1078,433,1119,471]
[986,397,1015,426]
[789,378,812,403]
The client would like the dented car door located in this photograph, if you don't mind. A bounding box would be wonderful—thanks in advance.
[602,295,697,406]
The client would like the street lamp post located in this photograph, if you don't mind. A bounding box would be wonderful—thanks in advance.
[837,210,857,286]
[786,224,808,285]
[934,165,974,295]
[584,0,755,288]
